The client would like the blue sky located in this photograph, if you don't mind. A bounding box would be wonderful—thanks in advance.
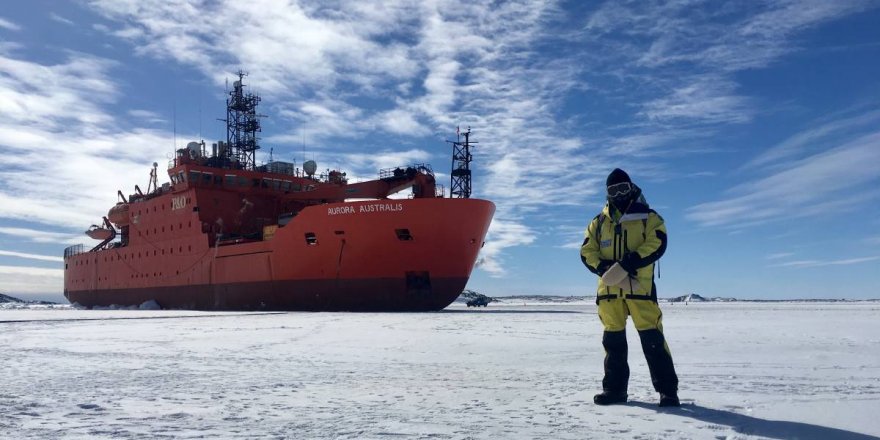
[1,1,879,302]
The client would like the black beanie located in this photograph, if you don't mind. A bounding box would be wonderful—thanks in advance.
[606,168,631,187]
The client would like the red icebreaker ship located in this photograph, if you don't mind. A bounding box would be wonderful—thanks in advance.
[63,72,494,311]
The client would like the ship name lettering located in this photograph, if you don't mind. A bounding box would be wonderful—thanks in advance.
[171,196,187,211]
[326,203,405,215]
[359,203,404,213]
[327,206,356,215]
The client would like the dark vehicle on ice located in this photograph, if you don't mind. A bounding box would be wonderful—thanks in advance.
[461,290,497,307]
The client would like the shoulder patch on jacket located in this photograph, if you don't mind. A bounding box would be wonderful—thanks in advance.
[619,212,649,222]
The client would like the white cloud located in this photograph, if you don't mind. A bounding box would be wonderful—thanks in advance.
[128,109,166,124]
[641,76,753,124]
[49,13,75,26]
[765,252,794,260]
[0,250,64,263]
[0,48,173,231]
[581,0,873,170]
[0,227,84,245]
[0,16,21,31]
[589,0,871,72]
[477,219,536,276]
[687,130,880,228]
[0,265,63,294]
[745,108,880,170]
[771,256,879,268]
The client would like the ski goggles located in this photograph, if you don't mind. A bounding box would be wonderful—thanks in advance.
[607,182,633,198]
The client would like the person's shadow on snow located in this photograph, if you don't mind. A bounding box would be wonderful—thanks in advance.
[629,402,879,440]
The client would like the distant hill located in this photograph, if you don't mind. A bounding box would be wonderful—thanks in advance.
[0,293,25,303]
[667,293,736,303]
[453,292,877,304]
[501,295,589,303]
[454,292,590,304]
[0,292,58,305]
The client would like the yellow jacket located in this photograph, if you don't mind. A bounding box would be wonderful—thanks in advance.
[580,197,667,301]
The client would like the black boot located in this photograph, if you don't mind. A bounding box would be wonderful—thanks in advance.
[594,391,627,405]
[638,329,679,400]
[596,330,629,405]
[659,393,680,407]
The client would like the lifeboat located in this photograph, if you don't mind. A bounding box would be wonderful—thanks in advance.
[86,225,114,240]
[108,203,129,227]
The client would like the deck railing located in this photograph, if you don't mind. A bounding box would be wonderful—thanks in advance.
[63,244,85,259]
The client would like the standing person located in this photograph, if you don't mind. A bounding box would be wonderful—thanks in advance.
[580,168,679,407]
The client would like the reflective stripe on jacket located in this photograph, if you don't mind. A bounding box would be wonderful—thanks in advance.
[580,200,667,300]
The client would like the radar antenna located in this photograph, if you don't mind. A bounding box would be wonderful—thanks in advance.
[447,127,477,198]
[222,71,264,170]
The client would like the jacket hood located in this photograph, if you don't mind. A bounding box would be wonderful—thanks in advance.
[603,186,649,217]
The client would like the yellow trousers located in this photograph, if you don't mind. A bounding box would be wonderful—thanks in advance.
[598,296,665,332]
[596,296,678,395]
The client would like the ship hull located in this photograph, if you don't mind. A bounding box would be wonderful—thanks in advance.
[65,277,468,311]
[64,198,494,311]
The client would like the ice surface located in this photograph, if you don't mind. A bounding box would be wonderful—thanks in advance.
[1,302,878,439]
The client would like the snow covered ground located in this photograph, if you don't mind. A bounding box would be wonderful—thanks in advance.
[1,301,878,439]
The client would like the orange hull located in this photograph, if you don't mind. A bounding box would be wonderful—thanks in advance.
[64,198,494,311]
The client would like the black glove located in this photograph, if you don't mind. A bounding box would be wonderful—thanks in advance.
[597,259,613,276]
[619,252,641,275]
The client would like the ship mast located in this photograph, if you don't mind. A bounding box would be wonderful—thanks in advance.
[448,127,476,199]
[224,70,263,170]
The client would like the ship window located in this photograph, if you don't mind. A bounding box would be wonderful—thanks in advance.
[252,179,259,187]
[189,171,200,183]
[214,175,222,185]
[273,179,282,191]
[170,224,174,231]
[170,175,177,184]
[405,271,431,295]
[281,181,291,191]
[225,175,236,186]
[178,171,185,182]
[238,176,248,187]
[203,173,213,184]
[304,232,317,245]
[395,229,413,241]
[292,183,302,191]
[261,179,269,189]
